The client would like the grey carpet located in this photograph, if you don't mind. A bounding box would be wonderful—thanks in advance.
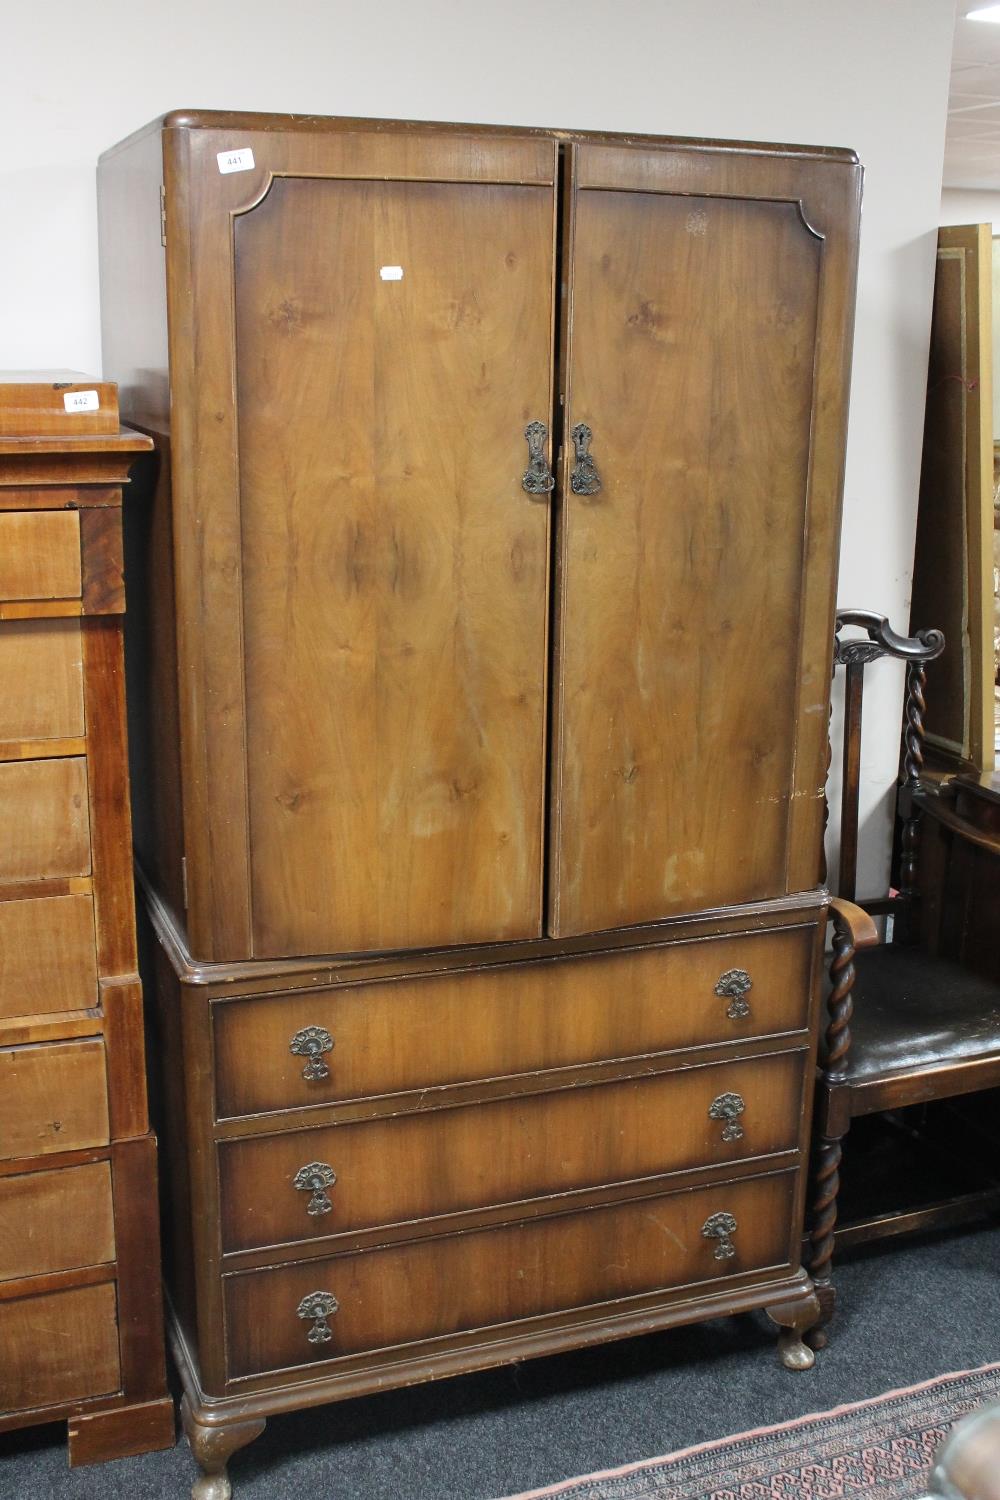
[3,1224,1000,1499]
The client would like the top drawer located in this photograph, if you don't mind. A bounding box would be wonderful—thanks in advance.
[214,923,817,1119]
[0,513,81,602]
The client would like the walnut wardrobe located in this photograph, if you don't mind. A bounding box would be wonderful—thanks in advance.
[98,111,861,1499]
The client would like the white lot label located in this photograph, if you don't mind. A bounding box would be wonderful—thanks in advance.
[380,265,404,281]
[217,147,255,175]
[63,390,99,413]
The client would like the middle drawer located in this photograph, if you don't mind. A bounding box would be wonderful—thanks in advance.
[219,1047,806,1253]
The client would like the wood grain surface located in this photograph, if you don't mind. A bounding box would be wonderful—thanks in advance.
[0,1162,115,1281]
[219,1049,804,1252]
[0,757,91,882]
[0,1281,120,1412]
[213,923,814,1118]
[0,1039,109,1159]
[225,1170,795,1376]
[0,512,81,601]
[0,893,98,1019]
[235,177,555,957]
[551,185,820,934]
[0,620,84,741]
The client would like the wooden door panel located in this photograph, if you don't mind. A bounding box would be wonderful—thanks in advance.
[552,185,822,935]
[235,177,554,957]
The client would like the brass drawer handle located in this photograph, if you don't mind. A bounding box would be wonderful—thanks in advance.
[701,1211,738,1261]
[708,1091,746,1142]
[289,1025,334,1081]
[715,968,752,1020]
[522,420,555,494]
[297,1290,339,1345]
[293,1161,337,1217]
[569,422,602,496]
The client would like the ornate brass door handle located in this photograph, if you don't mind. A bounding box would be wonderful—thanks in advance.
[293,1161,337,1216]
[701,1211,738,1261]
[296,1290,339,1344]
[289,1025,334,1082]
[522,420,555,494]
[569,423,602,495]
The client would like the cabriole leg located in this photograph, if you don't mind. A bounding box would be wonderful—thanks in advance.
[768,1289,821,1371]
[181,1395,266,1500]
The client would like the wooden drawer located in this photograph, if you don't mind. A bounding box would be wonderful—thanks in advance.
[219,1049,806,1253]
[0,1039,109,1160]
[225,1169,795,1377]
[0,620,84,742]
[0,511,81,602]
[0,893,98,1019]
[0,1281,120,1411]
[0,757,91,883]
[0,1162,115,1281]
[214,925,816,1119]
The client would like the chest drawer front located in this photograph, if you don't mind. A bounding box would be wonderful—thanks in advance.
[0,757,91,884]
[219,1049,806,1253]
[225,1169,794,1377]
[0,1281,120,1412]
[0,1039,109,1161]
[0,511,82,602]
[0,620,85,742]
[0,1162,115,1281]
[215,925,816,1119]
[0,893,98,1020]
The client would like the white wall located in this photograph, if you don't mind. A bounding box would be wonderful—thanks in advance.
[2,0,957,898]
[941,186,1000,229]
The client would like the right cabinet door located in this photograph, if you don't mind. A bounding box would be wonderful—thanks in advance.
[549,142,861,937]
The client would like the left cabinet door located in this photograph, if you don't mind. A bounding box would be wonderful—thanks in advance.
[169,126,558,958]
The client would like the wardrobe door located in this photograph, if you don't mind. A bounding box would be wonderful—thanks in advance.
[167,127,557,959]
[550,142,861,937]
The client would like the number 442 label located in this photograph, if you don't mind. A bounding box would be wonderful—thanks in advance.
[63,390,99,413]
[217,147,255,175]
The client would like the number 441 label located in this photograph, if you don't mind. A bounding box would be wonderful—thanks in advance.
[217,147,255,175]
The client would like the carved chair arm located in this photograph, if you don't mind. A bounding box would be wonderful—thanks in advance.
[829,897,879,950]
[916,791,1000,859]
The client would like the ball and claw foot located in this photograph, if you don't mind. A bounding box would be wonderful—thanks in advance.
[767,1290,821,1371]
[181,1395,266,1500]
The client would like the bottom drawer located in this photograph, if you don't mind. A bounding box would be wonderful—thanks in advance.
[225,1169,795,1379]
[0,1161,115,1281]
[0,1281,120,1412]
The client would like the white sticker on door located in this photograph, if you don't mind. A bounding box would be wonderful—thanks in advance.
[63,390,99,413]
[380,266,404,281]
[217,147,256,175]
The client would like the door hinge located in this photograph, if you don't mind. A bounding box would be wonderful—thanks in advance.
[181,855,188,909]
[160,184,167,248]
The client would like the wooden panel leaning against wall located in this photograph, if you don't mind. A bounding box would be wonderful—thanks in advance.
[98,111,861,1500]
[0,374,173,1465]
[911,224,995,776]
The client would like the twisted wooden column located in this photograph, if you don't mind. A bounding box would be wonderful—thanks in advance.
[807,906,857,1348]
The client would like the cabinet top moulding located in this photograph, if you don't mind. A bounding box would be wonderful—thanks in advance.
[101,109,859,166]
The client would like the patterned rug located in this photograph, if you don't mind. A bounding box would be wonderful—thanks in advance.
[501,1363,1000,1499]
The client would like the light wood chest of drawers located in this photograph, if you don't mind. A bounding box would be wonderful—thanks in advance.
[0,375,173,1466]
